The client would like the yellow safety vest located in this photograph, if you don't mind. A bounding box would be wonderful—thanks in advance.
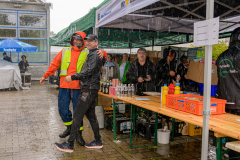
[59,47,88,76]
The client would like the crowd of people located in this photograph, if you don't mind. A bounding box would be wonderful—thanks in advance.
[3,27,238,155]
[104,47,191,96]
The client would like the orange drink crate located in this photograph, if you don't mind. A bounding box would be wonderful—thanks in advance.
[165,94,226,115]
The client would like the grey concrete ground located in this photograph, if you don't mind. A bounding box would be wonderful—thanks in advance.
[0,85,206,160]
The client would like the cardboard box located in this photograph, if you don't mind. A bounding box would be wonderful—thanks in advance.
[187,61,218,85]
[149,57,158,65]
[147,51,161,58]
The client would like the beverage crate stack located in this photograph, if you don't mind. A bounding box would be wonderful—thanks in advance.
[165,94,227,115]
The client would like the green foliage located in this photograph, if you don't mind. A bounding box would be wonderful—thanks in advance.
[0,14,16,26]
[20,15,41,27]
[0,29,16,37]
[190,39,229,60]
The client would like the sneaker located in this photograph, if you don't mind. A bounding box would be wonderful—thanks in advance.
[85,140,103,149]
[55,142,74,153]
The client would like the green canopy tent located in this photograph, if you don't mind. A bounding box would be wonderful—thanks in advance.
[49,0,112,47]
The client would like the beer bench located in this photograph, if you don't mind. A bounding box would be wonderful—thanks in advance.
[226,141,240,152]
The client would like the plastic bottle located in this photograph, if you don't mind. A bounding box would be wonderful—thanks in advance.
[124,84,128,97]
[115,85,119,97]
[127,84,131,97]
[110,80,112,86]
[118,83,121,97]
[162,84,168,105]
[168,83,175,94]
[131,84,135,97]
[174,84,181,95]
[105,80,109,94]
[102,80,106,93]
[176,74,181,85]
[100,80,102,92]
[121,83,124,97]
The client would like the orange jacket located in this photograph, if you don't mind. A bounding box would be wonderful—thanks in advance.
[43,31,107,89]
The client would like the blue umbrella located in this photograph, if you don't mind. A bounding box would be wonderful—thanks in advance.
[0,38,38,53]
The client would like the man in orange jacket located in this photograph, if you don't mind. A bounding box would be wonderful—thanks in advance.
[40,31,106,146]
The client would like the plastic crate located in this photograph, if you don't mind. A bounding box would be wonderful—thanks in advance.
[136,118,162,139]
[166,94,226,115]
[198,83,217,97]
[188,123,202,136]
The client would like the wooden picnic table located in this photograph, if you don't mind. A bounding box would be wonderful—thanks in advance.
[143,92,161,98]
[98,92,240,159]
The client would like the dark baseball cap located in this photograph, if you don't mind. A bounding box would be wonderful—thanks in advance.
[84,34,98,41]
[72,34,83,41]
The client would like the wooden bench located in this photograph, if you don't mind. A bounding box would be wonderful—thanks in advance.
[226,141,240,153]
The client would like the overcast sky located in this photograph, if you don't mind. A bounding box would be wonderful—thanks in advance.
[46,0,104,33]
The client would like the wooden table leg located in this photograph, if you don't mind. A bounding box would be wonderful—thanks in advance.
[171,118,175,142]
[216,137,223,160]
[113,99,116,140]
[154,112,158,147]
[215,132,227,160]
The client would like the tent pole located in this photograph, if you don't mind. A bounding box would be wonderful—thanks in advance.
[10,51,12,62]
[46,3,51,89]
[152,37,154,51]
[201,0,214,160]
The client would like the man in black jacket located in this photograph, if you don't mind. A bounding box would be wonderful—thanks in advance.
[55,34,103,152]
[156,47,176,91]
[126,47,156,95]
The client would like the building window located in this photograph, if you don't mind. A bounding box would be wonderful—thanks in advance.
[0,28,16,38]
[20,39,47,62]
[19,29,46,38]
[19,14,46,28]
[0,13,17,26]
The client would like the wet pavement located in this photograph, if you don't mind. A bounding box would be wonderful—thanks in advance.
[0,85,210,160]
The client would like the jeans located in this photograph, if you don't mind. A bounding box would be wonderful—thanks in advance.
[58,88,83,128]
[68,92,100,143]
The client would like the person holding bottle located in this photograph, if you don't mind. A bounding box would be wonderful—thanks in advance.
[176,55,190,91]
[126,48,156,96]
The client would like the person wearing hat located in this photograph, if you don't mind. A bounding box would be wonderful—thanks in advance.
[18,55,29,73]
[55,34,104,152]
[40,32,106,146]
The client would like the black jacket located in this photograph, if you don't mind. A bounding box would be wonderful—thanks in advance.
[155,48,176,90]
[126,57,156,95]
[216,27,240,113]
[71,48,103,93]
[18,60,29,73]
[177,63,189,91]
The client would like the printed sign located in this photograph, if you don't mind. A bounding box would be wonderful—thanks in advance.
[194,17,219,46]
[95,0,159,28]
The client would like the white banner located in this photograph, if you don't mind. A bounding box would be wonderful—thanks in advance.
[95,0,159,28]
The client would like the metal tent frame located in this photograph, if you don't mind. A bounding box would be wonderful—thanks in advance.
[94,1,240,160]
[95,0,240,49]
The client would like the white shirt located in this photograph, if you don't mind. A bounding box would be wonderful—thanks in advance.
[119,62,127,80]
[105,61,115,67]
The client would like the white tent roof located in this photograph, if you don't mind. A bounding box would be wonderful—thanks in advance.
[96,0,240,35]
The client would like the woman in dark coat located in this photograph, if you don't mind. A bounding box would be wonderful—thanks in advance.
[155,47,176,91]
